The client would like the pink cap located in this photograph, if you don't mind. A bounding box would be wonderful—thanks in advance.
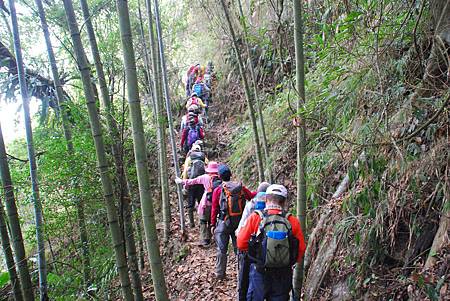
[205,161,219,173]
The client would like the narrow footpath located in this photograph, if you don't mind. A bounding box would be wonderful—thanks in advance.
[149,98,239,300]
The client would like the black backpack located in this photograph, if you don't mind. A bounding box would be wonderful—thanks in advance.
[219,181,245,229]
[206,175,222,202]
[188,151,205,179]
[248,210,299,270]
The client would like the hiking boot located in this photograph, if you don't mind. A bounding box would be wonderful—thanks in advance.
[215,273,226,280]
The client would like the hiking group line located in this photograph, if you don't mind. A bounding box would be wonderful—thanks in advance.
[173,63,307,301]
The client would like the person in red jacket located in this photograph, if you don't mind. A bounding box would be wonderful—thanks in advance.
[237,184,306,301]
[210,164,256,279]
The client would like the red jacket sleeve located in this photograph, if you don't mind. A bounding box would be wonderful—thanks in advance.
[242,186,257,200]
[199,127,205,139]
[237,213,261,251]
[210,186,222,226]
[288,215,306,262]
[180,128,187,147]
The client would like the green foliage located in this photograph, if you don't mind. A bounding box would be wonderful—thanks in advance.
[0,272,9,288]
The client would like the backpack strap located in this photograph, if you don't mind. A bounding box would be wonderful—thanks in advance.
[259,210,293,231]
[254,210,264,218]
[208,176,216,193]
[283,212,293,231]
[219,184,227,220]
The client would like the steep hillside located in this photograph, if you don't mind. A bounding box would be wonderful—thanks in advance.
[208,11,450,301]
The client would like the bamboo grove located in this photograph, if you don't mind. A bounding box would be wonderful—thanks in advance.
[0,0,448,300]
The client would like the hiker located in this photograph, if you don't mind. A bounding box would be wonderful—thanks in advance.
[186,92,207,110]
[192,79,210,103]
[182,144,209,227]
[180,115,204,154]
[186,64,200,96]
[236,182,271,235]
[210,164,256,279]
[192,80,211,120]
[180,105,203,135]
[235,182,270,301]
[237,184,306,301]
[175,161,222,246]
[200,65,206,78]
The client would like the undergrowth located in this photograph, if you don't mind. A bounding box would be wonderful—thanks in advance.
[224,2,448,297]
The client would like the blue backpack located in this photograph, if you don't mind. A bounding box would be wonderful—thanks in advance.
[193,83,203,98]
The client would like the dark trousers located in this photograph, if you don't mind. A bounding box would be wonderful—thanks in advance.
[238,252,250,301]
[187,185,204,209]
[187,185,204,228]
[214,220,237,277]
[247,264,293,301]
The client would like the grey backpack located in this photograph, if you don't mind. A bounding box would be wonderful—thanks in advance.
[248,210,299,269]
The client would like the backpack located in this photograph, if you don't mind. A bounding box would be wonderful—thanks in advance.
[206,175,222,203]
[219,182,245,229]
[187,112,198,125]
[248,210,299,270]
[188,151,205,179]
[254,200,266,210]
[186,125,201,149]
[193,84,203,98]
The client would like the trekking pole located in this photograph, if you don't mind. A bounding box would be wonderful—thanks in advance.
[153,0,186,238]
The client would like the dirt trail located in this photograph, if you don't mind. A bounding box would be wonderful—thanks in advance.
[162,215,238,300]
[159,99,239,300]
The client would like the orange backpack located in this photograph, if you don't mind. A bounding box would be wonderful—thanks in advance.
[219,182,245,228]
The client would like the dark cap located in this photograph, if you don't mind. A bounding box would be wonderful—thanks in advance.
[218,164,231,180]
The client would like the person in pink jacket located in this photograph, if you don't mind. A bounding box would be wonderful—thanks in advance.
[175,161,222,246]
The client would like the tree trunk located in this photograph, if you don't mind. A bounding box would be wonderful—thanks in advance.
[220,0,265,183]
[133,205,146,271]
[127,179,146,271]
[62,1,134,299]
[115,1,169,300]
[145,0,172,242]
[292,0,307,299]
[430,0,450,44]
[236,0,272,182]
[34,0,91,288]
[8,1,48,299]
[425,0,450,84]
[78,0,144,298]
[0,197,23,301]
[137,0,157,121]
[152,0,186,237]
[0,123,34,301]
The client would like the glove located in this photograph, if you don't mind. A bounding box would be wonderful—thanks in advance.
[210,225,216,234]
[175,177,183,184]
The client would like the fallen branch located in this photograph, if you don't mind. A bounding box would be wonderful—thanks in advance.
[304,234,341,300]
[7,151,45,163]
